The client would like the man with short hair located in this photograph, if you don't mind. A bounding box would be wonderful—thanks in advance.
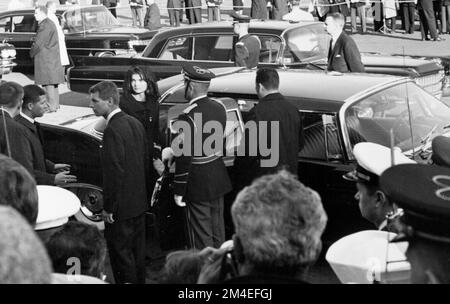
[46,1,70,67]
[89,81,149,284]
[231,12,261,69]
[163,64,232,250]
[228,170,327,283]
[0,81,34,174]
[325,12,365,73]
[236,68,303,188]
[15,84,77,185]
[343,142,415,230]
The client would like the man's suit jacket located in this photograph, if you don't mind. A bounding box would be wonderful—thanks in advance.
[245,93,304,178]
[15,114,55,185]
[30,18,65,86]
[0,111,34,174]
[327,32,365,73]
[101,111,149,221]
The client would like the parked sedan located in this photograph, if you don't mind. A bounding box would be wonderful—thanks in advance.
[68,20,446,98]
[0,5,156,72]
[40,67,450,243]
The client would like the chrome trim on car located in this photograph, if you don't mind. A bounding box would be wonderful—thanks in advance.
[338,77,412,160]
[69,77,124,83]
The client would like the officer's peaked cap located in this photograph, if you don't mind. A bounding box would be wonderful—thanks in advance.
[182,64,216,83]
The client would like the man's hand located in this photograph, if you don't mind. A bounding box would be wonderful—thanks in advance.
[162,147,174,166]
[54,171,77,185]
[174,195,186,207]
[101,210,114,224]
[54,163,71,173]
[153,158,164,176]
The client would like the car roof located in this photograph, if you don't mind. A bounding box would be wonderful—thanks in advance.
[0,5,102,16]
[158,68,406,113]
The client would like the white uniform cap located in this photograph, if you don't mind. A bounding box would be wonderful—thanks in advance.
[35,186,81,231]
[353,143,416,177]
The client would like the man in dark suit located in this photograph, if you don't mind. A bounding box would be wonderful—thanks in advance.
[418,0,442,41]
[186,0,202,24]
[167,0,182,26]
[236,68,303,187]
[163,64,232,249]
[325,12,365,73]
[89,81,149,284]
[15,85,77,186]
[0,82,34,175]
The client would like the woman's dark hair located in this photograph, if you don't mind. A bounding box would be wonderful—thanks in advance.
[45,221,107,279]
[123,66,160,100]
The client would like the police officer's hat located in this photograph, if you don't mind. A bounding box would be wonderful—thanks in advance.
[182,64,216,84]
[229,11,251,23]
[432,136,450,168]
[380,164,450,242]
[35,185,81,231]
[343,143,415,185]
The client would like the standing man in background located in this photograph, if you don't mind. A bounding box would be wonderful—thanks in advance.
[167,0,182,26]
[89,81,149,284]
[130,0,145,27]
[325,12,365,73]
[31,6,65,112]
[231,12,261,69]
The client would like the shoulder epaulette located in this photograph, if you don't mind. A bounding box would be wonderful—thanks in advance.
[183,103,198,114]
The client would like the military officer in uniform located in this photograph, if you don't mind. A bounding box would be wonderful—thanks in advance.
[381,164,450,283]
[343,143,415,230]
[230,12,261,69]
[163,64,232,250]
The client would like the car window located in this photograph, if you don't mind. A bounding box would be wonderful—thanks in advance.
[159,36,193,60]
[12,15,37,33]
[344,82,450,154]
[0,16,12,33]
[193,35,233,62]
[283,24,330,63]
[63,5,119,33]
[299,112,342,161]
[258,35,282,64]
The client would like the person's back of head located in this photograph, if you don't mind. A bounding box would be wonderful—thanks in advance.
[0,81,24,111]
[159,249,204,284]
[231,170,327,278]
[45,221,107,279]
[88,81,120,105]
[0,155,38,225]
[256,68,279,91]
[0,205,52,283]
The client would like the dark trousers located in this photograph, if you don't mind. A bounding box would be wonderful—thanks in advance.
[188,7,202,23]
[419,0,439,39]
[185,197,225,249]
[402,3,416,33]
[207,6,220,21]
[105,213,146,284]
[169,9,180,26]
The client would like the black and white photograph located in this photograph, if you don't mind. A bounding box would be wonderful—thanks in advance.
[1,0,450,290]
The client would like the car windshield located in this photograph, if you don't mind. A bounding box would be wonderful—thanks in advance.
[344,82,450,155]
[282,24,330,63]
[62,5,119,33]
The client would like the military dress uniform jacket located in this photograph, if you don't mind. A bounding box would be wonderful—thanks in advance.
[30,18,65,86]
[15,115,55,185]
[173,97,232,202]
[246,92,304,177]
[235,34,261,69]
[0,111,33,174]
[327,32,365,73]
[101,111,149,221]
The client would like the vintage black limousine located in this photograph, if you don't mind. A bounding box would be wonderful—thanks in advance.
[0,5,156,72]
[67,20,446,99]
[38,67,450,245]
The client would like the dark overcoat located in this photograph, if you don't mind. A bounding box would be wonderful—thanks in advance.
[15,114,55,185]
[0,111,34,174]
[30,18,65,85]
[271,0,288,20]
[251,0,268,19]
[101,111,149,221]
[327,32,365,73]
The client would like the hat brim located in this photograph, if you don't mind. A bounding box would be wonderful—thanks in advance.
[342,170,360,182]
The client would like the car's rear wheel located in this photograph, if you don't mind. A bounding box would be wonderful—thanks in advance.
[61,183,105,231]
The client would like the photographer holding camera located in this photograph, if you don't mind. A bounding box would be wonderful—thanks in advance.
[198,170,328,283]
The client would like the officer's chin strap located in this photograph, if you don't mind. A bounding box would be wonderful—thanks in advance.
[1,106,12,157]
